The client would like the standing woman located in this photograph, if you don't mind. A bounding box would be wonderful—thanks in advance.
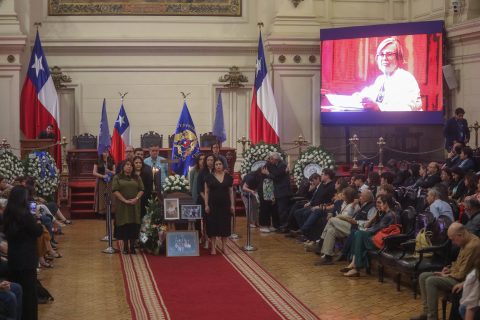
[112,160,144,254]
[204,159,234,255]
[133,156,153,219]
[4,186,43,320]
[197,154,215,248]
[189,153,205,205]
[93,149,115,215]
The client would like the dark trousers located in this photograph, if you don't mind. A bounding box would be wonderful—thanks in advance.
[259,200,280,228]
[9,268,37,320]
[276,197,291,226]
[286,201,307,230]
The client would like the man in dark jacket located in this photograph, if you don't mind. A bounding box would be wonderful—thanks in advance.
[444,107,469,151]
[262,152,292,231]
[293,169,336,240]
[464,198,480,235]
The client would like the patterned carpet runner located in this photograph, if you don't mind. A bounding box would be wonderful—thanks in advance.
[119,239,319,320]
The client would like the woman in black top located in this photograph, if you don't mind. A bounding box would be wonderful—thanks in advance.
[133,156,153,219]
[197,154,215,248]
[4,186,43,320]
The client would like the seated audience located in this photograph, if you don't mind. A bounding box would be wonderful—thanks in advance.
[444,142,465,169]
[380,171,395,186]
[403,163,421,187]
[464,199,480,235]
[427,188,454,222]
[340,194,397,277]
[452,167,467,201]
[457,248,480,320]
[464,173,479,199]
[317,189,377,265]
[367,172,380,197]
[440,168,454,191]
[411,223,480,320]
[416,162,441,189]
[456,146,476,173]
[353,174,368,193]
[293,172,335,240]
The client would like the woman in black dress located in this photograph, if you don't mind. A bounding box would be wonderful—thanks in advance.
[93,149,115,215]
[204,159,234,255]
[197,154,215,248]
[4,186,43,320]
[133,156,153,219]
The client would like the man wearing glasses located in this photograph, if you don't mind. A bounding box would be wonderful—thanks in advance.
[354,37,422,112]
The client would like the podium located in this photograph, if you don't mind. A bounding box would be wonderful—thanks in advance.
[20,139,57,159]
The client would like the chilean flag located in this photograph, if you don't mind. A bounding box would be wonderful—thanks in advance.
[20,31,61,166]
[249,33,279,144]
[111,104,131,164]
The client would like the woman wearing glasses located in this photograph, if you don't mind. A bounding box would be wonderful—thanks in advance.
[354,37,422,112]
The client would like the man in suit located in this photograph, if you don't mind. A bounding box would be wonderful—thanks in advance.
[444,107,469,151]
[262,152,292,231]
[292,169,336,241]
[37,124,55,139]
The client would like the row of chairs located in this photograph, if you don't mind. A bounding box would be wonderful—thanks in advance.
[71,131,221,149]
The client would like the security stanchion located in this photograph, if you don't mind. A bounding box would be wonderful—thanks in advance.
[229,187,241,240]
[242,192,256,251]
[102,187,117,254]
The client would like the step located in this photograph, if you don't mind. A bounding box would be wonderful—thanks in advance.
[72,192,94,197]
[72,200,95,205]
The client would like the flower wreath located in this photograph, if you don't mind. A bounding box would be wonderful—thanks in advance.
[0,150,24,183]
[24,151,59,199]
[293,146,336,186]
[163,174,190,193]
[240,142,285,176]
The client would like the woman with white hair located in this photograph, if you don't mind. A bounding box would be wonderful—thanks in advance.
[355,37,422,112]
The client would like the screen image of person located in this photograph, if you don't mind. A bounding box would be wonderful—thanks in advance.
[355,37,422,112]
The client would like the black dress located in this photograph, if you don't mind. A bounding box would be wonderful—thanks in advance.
[205,173,233,237]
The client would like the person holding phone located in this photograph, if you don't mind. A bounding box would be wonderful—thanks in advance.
[4,186,43,320]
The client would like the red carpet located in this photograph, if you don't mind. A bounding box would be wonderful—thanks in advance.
[119,240,319,320]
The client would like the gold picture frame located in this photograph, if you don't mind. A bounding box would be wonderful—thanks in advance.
[48,0,242,16]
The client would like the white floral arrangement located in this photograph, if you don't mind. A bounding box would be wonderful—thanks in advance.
[293,146,336,186]
[0,149,24,183]
[24,151,59,198]
[162,174,190,193]
[240,142,284,176]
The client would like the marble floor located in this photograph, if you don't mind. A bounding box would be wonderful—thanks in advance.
[38,218,424,320]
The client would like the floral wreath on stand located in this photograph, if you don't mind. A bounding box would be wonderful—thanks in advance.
[293,146,336,187]
[240,142,285,177]
[140,196,167,255]
[24,151,59,199]
[162,174,190,193]
[0,149,24,183]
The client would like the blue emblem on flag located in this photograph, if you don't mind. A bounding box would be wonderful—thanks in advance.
[172,102,200,176]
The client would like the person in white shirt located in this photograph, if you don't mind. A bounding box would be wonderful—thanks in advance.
[355,37,422,112]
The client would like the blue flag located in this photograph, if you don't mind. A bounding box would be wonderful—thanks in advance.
[172,102,200,176]
[97,99,111,155]
[212,92,227,143]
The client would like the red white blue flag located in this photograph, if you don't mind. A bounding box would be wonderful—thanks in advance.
[249,32,279,144]
[111,103,131,164]
[20,31,61,166]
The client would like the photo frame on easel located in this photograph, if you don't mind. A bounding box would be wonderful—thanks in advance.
[181,205,202,220]
[164,198,180,220]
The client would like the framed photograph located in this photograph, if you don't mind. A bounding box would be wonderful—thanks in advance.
[181,205,202,220]
[164,198,180,220]
[166,231,199,257]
